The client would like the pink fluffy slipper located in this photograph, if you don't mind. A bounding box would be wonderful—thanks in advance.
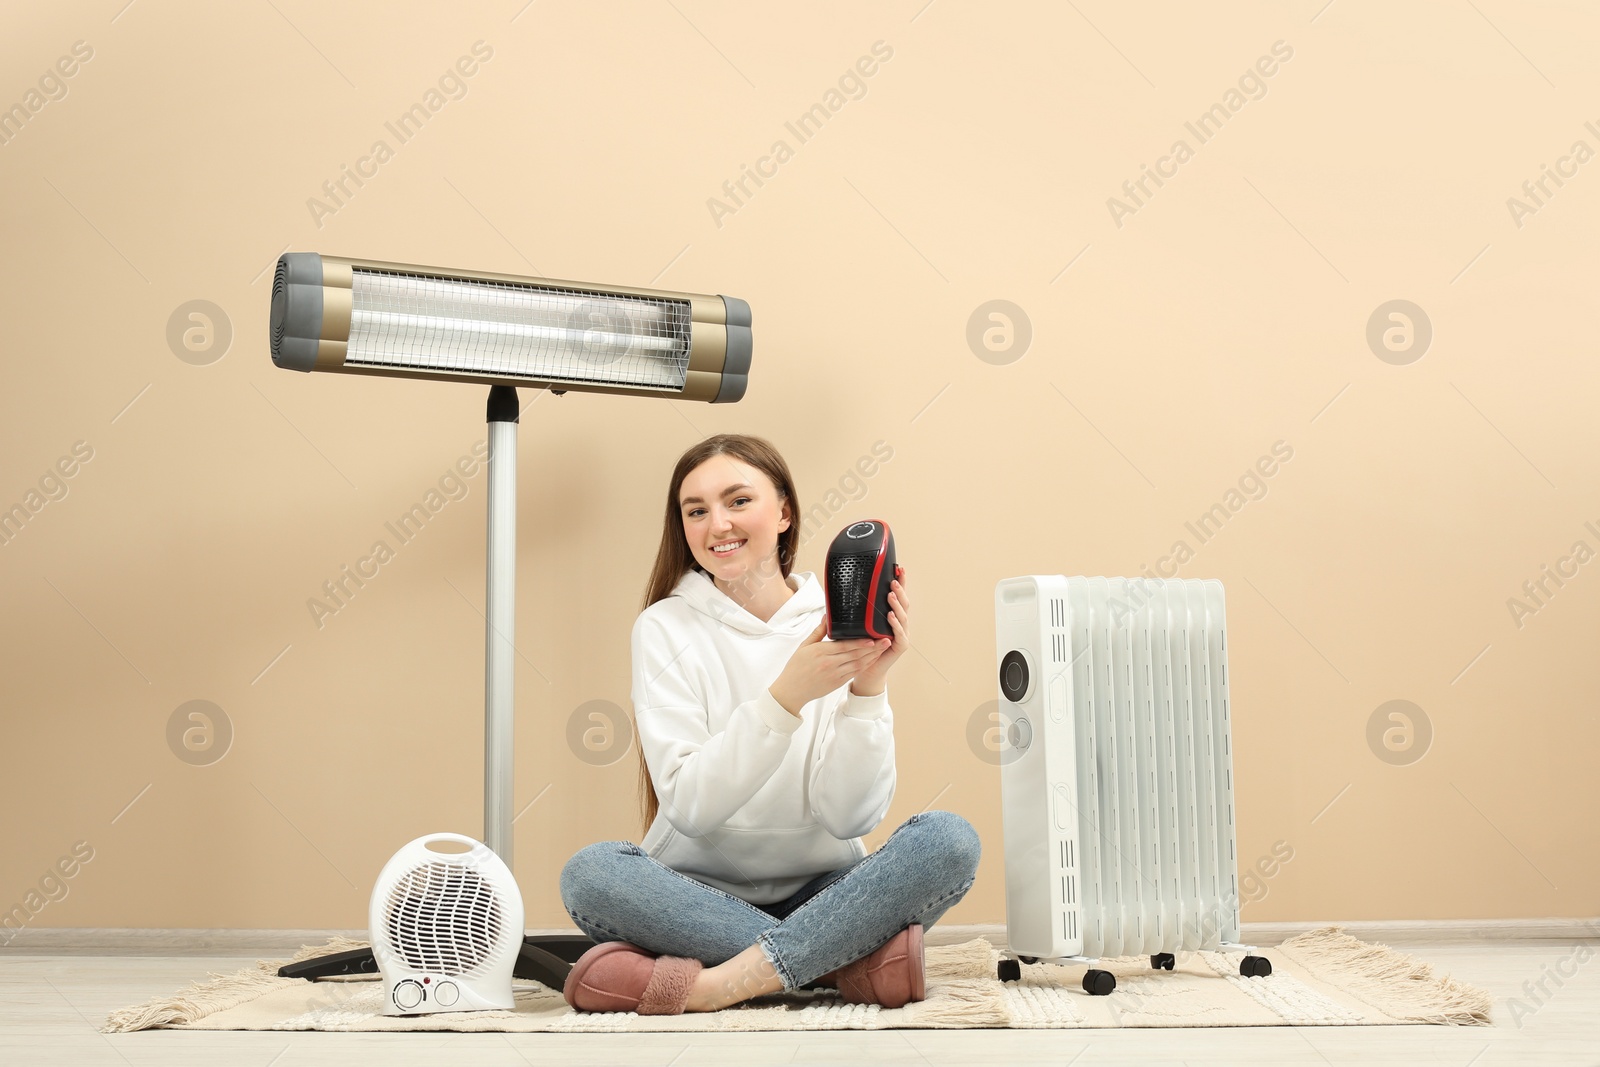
[828,923,925,1009]
[563,940,704,1014]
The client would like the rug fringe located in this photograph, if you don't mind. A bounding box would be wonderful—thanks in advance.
[900,938,1008,1028]
[100,936,370,1033]
[925,937,995,982]
[902,978,1009,1029]
[1278,926,1492,1026]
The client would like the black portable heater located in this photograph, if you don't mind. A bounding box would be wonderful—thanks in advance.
[824,519,901,640]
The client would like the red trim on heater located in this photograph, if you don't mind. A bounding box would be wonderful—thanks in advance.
[864,520,890,639]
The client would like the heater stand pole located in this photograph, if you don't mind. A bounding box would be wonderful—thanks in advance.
[487,385,598,990]
[484,385,519,863]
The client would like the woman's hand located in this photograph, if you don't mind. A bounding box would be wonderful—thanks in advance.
[848,568,909,697]
[769,620,886,715]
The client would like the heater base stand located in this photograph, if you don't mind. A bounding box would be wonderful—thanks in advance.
[995,940,1271,990]
[277,948,379,981]
[277,935,597,990]
[512,934,596,989]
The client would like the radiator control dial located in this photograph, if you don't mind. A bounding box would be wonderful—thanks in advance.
[1006,715,1032,753]
[999,650,1032,702]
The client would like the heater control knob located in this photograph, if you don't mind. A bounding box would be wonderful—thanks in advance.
[433,981,459,1007]
[999,650,1032,703]
[393,980,424,1010]
[1006,715,1032,754]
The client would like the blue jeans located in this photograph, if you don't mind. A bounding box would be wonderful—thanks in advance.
[559,810,981,991]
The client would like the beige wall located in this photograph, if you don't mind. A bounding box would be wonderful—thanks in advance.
[2,1,1596,937]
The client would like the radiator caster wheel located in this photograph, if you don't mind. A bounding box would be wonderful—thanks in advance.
[1082,969,1116,996]
[998,958,1022,983]
[1019,955,1037,964]
[1239,955,1272,977]
[1151,952,1175,970]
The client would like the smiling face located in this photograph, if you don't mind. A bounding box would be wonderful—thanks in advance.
[678,455,791,587]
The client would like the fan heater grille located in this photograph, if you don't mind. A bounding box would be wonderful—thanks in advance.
[382,861,504,978]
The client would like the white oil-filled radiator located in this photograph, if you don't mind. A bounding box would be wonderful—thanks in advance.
[993,575,1271,995]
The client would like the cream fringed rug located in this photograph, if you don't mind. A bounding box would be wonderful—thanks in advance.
[102,929,1491,1033]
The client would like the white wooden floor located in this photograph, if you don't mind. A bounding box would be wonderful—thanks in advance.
[3,937,1597,1066]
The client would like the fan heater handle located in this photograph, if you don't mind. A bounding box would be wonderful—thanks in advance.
[422,832,483,853]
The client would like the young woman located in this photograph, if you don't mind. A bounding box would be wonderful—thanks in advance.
[559,433,981,1015]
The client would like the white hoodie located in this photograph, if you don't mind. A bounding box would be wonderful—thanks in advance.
[633,567,897,905]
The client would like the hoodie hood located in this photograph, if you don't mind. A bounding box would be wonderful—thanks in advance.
[669,567,823,636]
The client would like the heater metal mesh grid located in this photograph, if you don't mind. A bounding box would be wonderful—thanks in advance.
[346,268,693,389]
[382,861,506,978]
[827,552,875,629]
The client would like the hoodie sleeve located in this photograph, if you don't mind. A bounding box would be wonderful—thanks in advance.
[807,686,897,840]
[632,615,800,839]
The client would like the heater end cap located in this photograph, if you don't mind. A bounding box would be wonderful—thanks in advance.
[277,251,324,285]
[270,254,325,371]
[713,297,752,404]
[719,294,751,329]
[712,371,748,404]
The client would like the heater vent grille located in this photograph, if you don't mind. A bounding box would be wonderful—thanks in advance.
[345,268,693,390]
[382,860,504,978]
[270,258,288,361]
[828,552,876,628]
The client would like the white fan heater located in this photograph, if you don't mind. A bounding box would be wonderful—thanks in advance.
[993,576,1271,995]
[369,833,525,1015]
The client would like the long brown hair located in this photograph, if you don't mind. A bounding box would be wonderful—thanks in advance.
[635,434,802,835]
